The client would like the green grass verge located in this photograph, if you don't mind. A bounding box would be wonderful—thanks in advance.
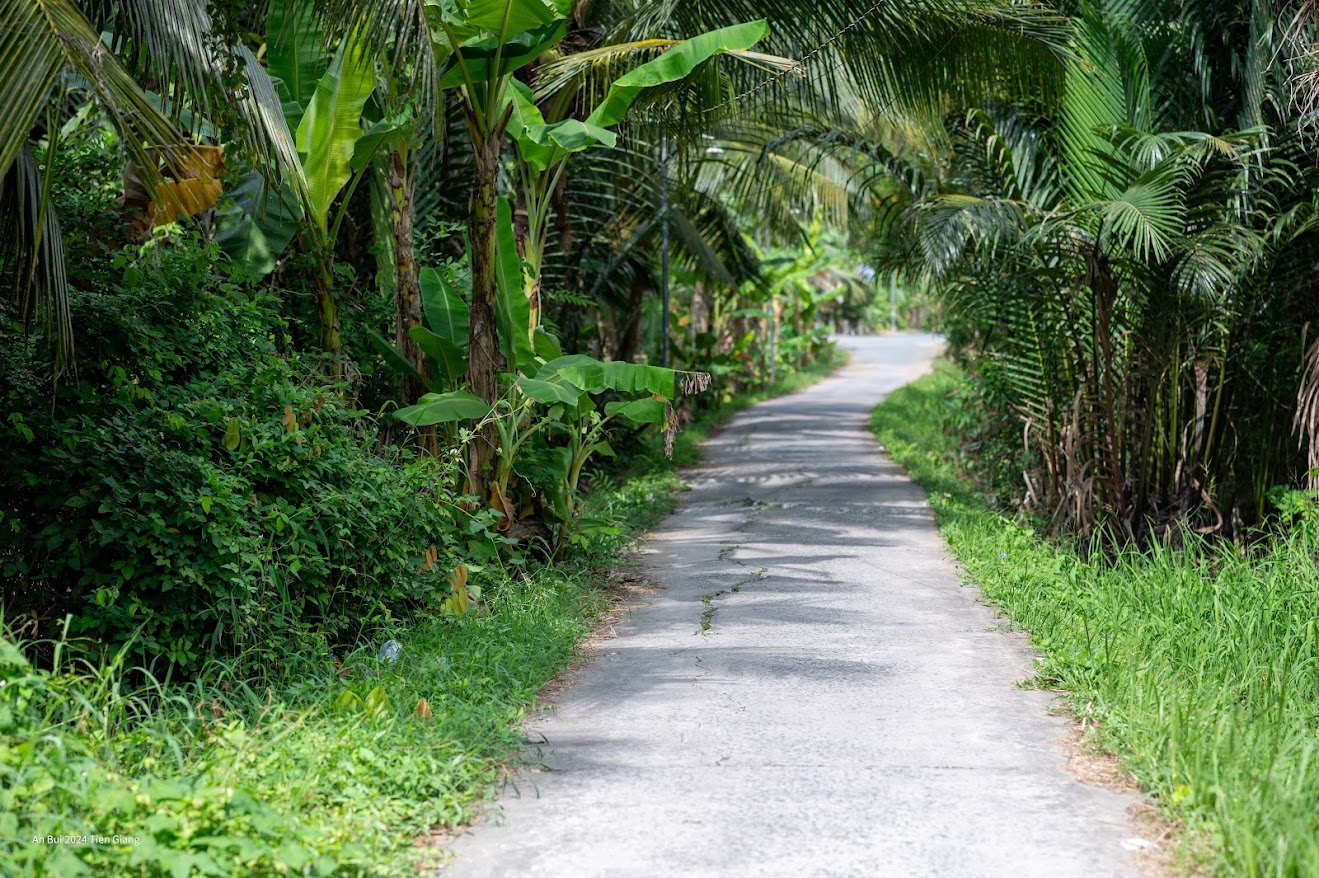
[871,361,1319,877]
[3,347,849,878]
[3,564,611,877]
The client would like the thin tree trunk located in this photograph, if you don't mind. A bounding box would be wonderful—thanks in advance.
[388,147,436,455]
[296,224,344,377]
[615,271,647,363]
[1089,251,1125,527]
[313,260,343,377]
[389,151,427,398]
[466,130,505,502]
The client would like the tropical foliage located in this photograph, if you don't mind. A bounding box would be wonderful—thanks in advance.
[879,0,1319,539]
[26,0,1319,873]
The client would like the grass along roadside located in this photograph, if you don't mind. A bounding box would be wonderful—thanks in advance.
[870,362,1319,877]
[3,561,612,877]
[2,346,849,878]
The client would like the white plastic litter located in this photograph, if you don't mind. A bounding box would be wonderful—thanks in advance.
[379,639,403,664]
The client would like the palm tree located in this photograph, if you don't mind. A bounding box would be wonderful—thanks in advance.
[509,0,1071,392]
[888,0,1319,536]
[1,0,301,373]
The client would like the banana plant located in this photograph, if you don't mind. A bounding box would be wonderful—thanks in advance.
[383,182,710,545]
[371,196,536,393]
[425,0,575,500]
[216,1,414,364]
[425,2,787,499]
[504,19,778,347]
[395,344,708,549]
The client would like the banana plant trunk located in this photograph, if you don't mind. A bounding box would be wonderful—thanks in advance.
[513,187,542,345]
[466,131,506,502]
[388,151,428,399]
[388,147,436,454]
[309,247,343,377]
[315,278,342,363]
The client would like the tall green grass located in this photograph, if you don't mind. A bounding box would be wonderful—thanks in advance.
[872,363,1319,877]
[2,565,607,877]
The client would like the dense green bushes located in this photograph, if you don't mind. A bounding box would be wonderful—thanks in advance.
[1,232,480,676]
[873,363,1319,877]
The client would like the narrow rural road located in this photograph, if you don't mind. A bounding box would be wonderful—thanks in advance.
[443,335,1145,878]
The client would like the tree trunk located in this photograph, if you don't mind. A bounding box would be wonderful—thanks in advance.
[513,183,541,343]
[313,261,343,378]
[389,151,428,399]
[1089,250,1125,528]
[466,131,506,502]
[615,271,647,363]
[389,147,436,455]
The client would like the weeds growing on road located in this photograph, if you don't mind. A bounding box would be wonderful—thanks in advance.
[872,363,1319,878]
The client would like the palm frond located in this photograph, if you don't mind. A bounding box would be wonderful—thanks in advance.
[84,0,221,123]
[595,0,1072,122]
[0,141,69,368]
[533,37,799,108]
[1092,177,1185,263]
[0,0,193,184]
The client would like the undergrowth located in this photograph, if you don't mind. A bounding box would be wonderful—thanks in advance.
[872,361,1319,877]
[2,559,609,877]
[2,344,847,877]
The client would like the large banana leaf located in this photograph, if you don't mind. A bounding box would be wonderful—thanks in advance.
[458,0,557,35]
[586,20,769,128]
[213,169,303,277]
[409,325,467,384]
[494,197,535,369]
[523,119,616,156]
[537,355,678,398]
[515,376,581,405]
[395,390,493,426]
[506,80,554,170]
[266,0,327,130]
[437,22,566,88]
[533,326,563,360]
[368,330,438,394]
[605,397,667,426]
[351,111,416,171]
[420,267,470,344]
[296,34,377,229]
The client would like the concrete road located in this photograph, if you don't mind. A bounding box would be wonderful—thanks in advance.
[442,335,1145,878]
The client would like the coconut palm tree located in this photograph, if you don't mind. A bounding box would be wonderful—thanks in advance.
[523,0,1074,365]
